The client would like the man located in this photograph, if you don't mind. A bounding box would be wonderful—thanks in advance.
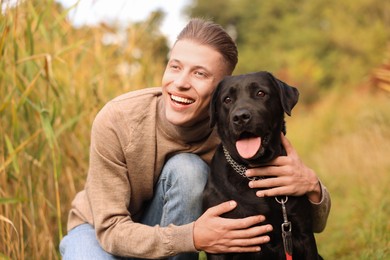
[60,18,330,259]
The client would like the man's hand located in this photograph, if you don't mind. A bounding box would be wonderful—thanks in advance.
[193,200,272,253]
[245,133,322,202]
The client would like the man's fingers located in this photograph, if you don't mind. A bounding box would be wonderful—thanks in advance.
[281,133,297,158]
[228,224,273,239]
[223,246,262,253]
[205,202,269,233]
[249,176,291,189]
[214,232,272,253]
[198,202,273,254]
[205,226,272,254]
[256,187,290,197]
[206,201,266,228]
[224,214,267,231]
[206,200,237,217]
[208,245,262,254]
[230,235,271,247]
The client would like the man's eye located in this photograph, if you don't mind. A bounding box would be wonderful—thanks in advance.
[195,71,206,77]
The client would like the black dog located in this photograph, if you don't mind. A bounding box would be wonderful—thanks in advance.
[203,71,321,259]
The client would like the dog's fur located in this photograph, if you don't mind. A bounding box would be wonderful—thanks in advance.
[203,71,321,259]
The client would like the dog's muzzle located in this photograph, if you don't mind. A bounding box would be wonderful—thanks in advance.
[232,108,252,128]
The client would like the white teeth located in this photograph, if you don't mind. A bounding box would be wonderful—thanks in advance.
[171,94,194,104]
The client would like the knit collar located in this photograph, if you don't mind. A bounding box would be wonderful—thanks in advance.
[157,98,214,144]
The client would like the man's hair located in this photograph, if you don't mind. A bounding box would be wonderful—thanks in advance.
[176,18,238,74]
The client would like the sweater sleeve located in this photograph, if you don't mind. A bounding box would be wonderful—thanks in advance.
[309,181,331,233]
[85,103,197,258]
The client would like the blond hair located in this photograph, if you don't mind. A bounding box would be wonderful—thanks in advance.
[176,18,238,74]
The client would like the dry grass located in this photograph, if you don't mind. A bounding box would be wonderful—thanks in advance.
[288,91,390,259]
[0,1,166,259]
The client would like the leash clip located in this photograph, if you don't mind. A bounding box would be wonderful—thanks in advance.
[276,196,293,259]
[282,222,293,257]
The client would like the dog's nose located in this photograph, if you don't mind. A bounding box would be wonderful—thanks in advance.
[233,109,251,125]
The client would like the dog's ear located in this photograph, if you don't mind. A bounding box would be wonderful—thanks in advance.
[268,72,299,116]
[209,80,223,128]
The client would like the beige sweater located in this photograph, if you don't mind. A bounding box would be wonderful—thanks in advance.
[67,87,331,258]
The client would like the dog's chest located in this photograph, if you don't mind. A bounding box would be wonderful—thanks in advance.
[208,154,272,218]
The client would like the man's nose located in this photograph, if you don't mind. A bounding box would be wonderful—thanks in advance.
[173,71,191,88]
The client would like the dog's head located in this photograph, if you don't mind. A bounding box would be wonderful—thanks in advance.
[210,71,299,165]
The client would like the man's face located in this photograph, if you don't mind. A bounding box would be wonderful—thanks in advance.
[161,39,230,127]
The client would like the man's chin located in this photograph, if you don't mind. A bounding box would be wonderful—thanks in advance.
[165,110,192,127]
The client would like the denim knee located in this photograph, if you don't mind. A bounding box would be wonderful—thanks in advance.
[60,223,118,260]
[163,153,209,193]
[140,153,210,227]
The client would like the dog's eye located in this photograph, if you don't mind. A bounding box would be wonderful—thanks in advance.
[223,97,232,104]
[256,91,266,97]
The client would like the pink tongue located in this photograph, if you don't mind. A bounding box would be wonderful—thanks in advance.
[236,137,262,159]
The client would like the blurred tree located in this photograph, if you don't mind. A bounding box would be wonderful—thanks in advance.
[128,10,170,88]
[186,0,390,104]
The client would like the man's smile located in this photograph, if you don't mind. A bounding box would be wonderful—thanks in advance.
[170,94,195,105]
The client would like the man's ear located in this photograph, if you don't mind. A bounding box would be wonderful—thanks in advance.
[268,72,299,116]
[209,80,224,128]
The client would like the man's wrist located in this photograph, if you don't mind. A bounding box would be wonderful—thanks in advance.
[307,178,322,203]
[306,168,322,203]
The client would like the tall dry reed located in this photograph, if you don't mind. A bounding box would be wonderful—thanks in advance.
[0,1,168,259]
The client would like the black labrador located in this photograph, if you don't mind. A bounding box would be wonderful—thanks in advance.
[203,71,321,260]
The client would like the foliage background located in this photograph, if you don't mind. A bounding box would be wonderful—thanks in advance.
[1,0,389,259]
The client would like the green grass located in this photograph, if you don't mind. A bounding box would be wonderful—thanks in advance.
[1,1,390,259]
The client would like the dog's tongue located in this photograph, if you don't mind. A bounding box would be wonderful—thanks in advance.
[236,137,261,159]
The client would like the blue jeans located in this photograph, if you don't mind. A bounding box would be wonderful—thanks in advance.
[60,153,209,260]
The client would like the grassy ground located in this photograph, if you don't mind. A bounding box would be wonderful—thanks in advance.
[1,1,390,259]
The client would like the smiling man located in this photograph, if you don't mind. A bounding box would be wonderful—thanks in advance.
[60,18,331,260]
[162,39,228,127]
